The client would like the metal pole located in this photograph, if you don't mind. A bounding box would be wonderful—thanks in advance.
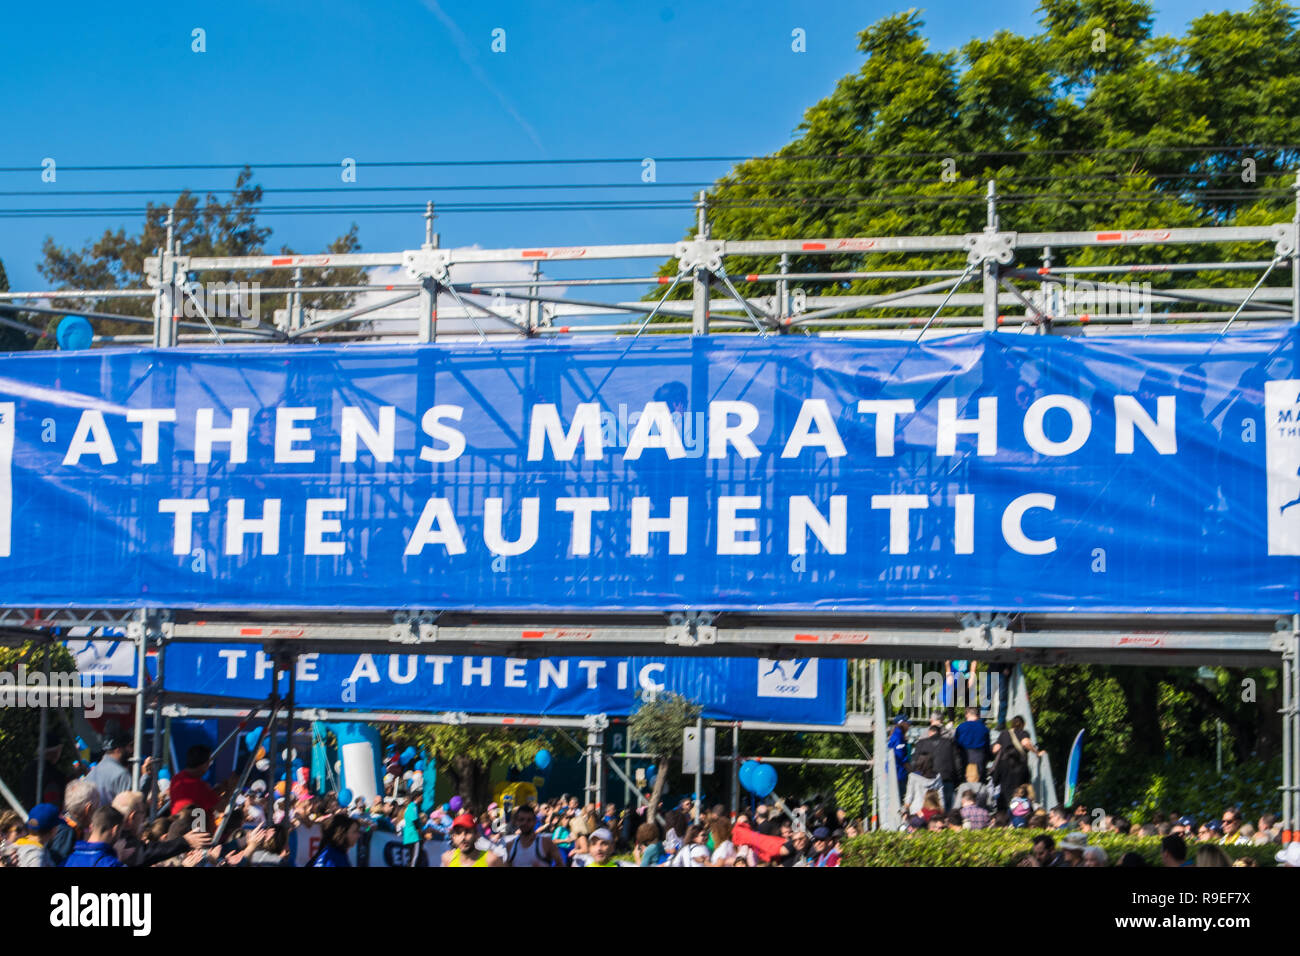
[730,723,740,818]
[0,770,26,818]
[692,190,711,336]
[131,614,148,790]
[693,715,703,823]
[34,637,51,807]
[147,635,166,819]
[982,179,999,331]
[283,654,297,823]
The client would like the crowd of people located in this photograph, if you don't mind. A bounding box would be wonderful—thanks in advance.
[3,714,1294,868]
[884,707,1299,866]
[0,728,854,867]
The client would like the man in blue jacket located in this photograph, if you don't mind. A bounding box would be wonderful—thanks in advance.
[887,715,910,800]
[63,806,126,867]
[954,707,991,783]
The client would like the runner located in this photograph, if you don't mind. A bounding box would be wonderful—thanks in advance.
[504,804,565,867]
[570,827,618,867]
[442,813,503,868]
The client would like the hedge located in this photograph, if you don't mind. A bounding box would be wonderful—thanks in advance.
[839,829,1282,867]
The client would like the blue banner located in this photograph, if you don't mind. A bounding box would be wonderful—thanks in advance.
[2,331,1298,612]
[162,646,847,725]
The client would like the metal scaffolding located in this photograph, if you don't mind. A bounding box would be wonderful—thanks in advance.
[2,176,1300,840]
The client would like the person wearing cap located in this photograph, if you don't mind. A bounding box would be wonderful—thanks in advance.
[169,745,218,824]
[14,803,60,867]
[887,715,911,800]
[571,827,617,867]
[1058,832,1088,866]
[84,724,134,806]
[442,813,503,867]
[811,827,840,867]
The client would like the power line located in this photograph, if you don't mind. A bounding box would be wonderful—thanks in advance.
[1,143,1296,175]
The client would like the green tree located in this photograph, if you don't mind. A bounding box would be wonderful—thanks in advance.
[385,724,546,812]
[628,691,701,817]
[37,167,368,341]
[0,641,78,802]
[648,0,1300,320]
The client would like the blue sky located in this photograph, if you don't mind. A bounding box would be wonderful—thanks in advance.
[0,0,1256,291]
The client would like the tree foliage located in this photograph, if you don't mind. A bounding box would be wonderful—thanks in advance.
[629,691,701,814]
[649,0,1300,318]
[383,724,547,812]
[34,167,368,342]
[0,641,79,795]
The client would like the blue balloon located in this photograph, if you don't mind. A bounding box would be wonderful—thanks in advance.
[244,727,264,752]
[414,758,426,772]
[739,760,758,792]
[750,763,778,798]
[534,748,552,770]
[157,767,170,780]
[338,788,353,806]
[645,764,658,783]
[401,746,417,763]
[56,315,93,351]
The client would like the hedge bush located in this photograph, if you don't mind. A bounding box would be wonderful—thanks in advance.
[839,829,1281,867]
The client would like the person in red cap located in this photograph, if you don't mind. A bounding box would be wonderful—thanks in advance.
[169,745,218,828]
[442,812,502,867]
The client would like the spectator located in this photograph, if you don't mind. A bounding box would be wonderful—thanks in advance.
[1118,851,1147,867]
[709,819,736,865]
[811,827,840,867]
[959,790,992,830]
[13,803,60,867]
[1161,835,1189,868]
[887,715,911,799]
[1195,845,1232,867]
[63,806,127,867]
[992,809,1010,828]
[634,822,664,866]
[170,745,218,823]
[1008,784,1033,828]
[1111,815,1132,835]
[991,715,1039,811]
[1082,846,1109,867]
[1028,809,1049,829]
[920,790,943,822]
[955,766,992,810]
[1138,823,1158,837]
[20,743,67,809]
[1256,812,1279,844]
[0,810,19,864]
[1220,808,1245,845]
[1058,832,1088,866]
[1028,834,1056,867]
[1047,806,1071,830]
[954,707,990,782]
[111,790,209,867]
[49,777,100,866]
[905,724,941,816]
[669,824,712,867]
[84,724,134,805]
[310,811,360,867]
[944,809,964,832]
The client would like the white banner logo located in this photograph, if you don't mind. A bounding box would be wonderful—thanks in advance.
[1266,380,1300,555]
[757,658,818,699]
